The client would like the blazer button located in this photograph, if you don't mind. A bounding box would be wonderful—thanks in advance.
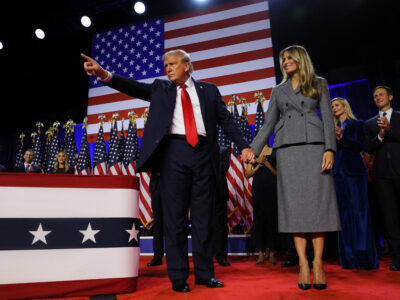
[288,115,291,118]
[155,140,159,144]
[301,101,304,105]
[301,113,304,117]
[286,103,289,106]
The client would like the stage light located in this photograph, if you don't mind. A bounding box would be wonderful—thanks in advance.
[195,0,208,3]
[134,1,145,14]
[0,41,3,50]
[81,16,92,27]
[35,29,45,39]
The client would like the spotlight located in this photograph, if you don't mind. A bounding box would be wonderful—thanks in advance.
[195,0,208,3]
[35,29,45,39]
[134,1,145,14]
[81,16,92,27]
[0,41,3,50]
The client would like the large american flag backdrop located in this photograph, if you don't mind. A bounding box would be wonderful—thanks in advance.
[86,0,276,227]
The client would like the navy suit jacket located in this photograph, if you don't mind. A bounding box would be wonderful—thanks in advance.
[365,110,400,178]
[13,164,42,173]
[107,75,249,176]
[333,119,367,176]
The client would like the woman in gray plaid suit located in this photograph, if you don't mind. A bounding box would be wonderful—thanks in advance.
[251,45,340,290]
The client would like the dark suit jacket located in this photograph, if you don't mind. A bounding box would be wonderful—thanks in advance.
[13,164,41,173]
[108,75,249,176]
[333,119,367,176]
[365,110,400,178]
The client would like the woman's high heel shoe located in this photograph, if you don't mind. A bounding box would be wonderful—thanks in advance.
[313,261,327,290]
[298,263,311,290]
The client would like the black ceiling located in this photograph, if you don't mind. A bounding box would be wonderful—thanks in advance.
[0,0,399,133]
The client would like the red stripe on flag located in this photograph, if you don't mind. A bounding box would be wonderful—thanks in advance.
[165,0,267,23]
[166,29,271,54]
[87,108,149,125]
[165,11,269,40]
[88,93,137,106]
[203,67,275,87]
[192,48,273,71]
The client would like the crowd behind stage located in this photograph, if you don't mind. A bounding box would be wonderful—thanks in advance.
[1,84,399,274]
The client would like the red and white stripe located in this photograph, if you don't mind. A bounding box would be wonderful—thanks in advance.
[86,0,275,143]
[108,162,122,175]
[75,167,91,175]
[122,161,136,176]
[227,147,247,222]
[93,162,107,175]
[138,172,154,229]
[242,162,253,233]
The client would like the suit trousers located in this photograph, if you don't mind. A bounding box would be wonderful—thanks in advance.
[159,136,216,281]
[151,185,164,260]
[373,170,400,265]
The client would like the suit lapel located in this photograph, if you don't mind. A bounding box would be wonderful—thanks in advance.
[166,81,177,119]
[193,78,207,122]
[281,79,303,111]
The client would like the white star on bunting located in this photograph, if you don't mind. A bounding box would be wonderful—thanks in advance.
[29,223,52,245]
[126,223,139,243]
[79,223,100,244]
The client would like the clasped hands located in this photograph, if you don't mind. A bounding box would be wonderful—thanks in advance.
[377,116,391,138]
[241,148,257,164]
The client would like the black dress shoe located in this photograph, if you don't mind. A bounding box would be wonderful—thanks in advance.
[147,258,162,267]
[390,264,400,271]
[313,283,327,290]
[195,277,224,288]
[172,279,190,292]
[281,260,299,267]
[216,256,231,266]
[298,283,311,290]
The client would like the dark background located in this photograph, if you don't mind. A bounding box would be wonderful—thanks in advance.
[0,0,399,134]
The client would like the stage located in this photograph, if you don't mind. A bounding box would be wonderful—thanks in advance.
[35,254,400,300]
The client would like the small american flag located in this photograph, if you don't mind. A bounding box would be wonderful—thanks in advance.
[14,134,25,169]
[119,120,126,167]
[66,127,78,169]
[122,117,139,176]
[108,120,122,175]
[254,92,266,137]
[240,107,253,233]
[76,124,92,175]
[47,124,60,173]
[31,123,43,168]
[93,125,107,175]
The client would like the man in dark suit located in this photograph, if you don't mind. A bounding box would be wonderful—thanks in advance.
[82,50,255,292]
[365,86,400,271]
[13,149,41,173]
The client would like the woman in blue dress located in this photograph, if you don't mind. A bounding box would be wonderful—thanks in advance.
[331,97,379,269]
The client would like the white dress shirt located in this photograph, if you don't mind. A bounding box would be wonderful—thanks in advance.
[170,77,206,136]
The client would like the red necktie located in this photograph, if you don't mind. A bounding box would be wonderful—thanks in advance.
[181,84,198,147]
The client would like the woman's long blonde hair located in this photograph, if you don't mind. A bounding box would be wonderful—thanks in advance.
[331,97,357,124]
[53,151,70,172]
[279,45,320,100]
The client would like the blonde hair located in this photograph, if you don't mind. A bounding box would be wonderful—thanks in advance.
[331,97,357,123]
[162,49,194,74]
[53,151,70,172]
[279,45,321,100]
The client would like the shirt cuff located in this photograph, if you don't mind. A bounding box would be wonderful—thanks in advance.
[98,71,112,83]
[377,134,384,142]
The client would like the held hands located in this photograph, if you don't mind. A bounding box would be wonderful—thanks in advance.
[377,116,391,139]
[241,148,256,164]
[81,53,108,79]
[321,151,334,173]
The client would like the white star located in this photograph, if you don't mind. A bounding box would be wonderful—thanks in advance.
[29,223,51,245]
[126,223,139,242]
[79,223,100,244]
